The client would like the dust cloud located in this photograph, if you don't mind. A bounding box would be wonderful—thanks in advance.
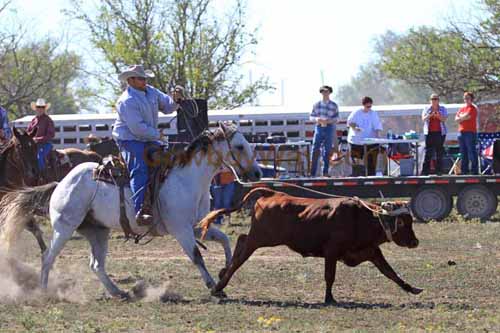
[0,250,87,304]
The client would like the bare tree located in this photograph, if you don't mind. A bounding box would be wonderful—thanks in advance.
[66,0,272,108]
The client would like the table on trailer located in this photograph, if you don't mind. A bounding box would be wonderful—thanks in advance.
[360,138,421,177]
[250,141,311,176]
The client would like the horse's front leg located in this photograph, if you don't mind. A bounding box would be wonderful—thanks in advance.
[172,226,216,289]
[194,226,232,277]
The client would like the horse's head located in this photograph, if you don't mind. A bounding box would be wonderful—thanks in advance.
[216,122,262,182]
[11,127,40,183]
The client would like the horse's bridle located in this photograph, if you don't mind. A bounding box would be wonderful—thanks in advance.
[215,128,252,176]
[357,198,410,242]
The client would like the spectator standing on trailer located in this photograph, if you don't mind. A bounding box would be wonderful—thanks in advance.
[347,96,383,176]
[421,93,448,176]
[310,85,339,177]
[455,91,478,175]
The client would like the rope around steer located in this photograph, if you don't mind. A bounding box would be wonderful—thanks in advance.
[224,163,407,242]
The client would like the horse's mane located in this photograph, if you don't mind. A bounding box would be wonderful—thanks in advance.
[173,128,229,167]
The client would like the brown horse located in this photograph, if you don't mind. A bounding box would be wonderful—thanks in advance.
[0,127,39,188]
[42,147,102,183]
[0,128,45,252]
[0,129,102,255]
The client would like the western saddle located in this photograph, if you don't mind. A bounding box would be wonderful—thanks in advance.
[92,146,175,241]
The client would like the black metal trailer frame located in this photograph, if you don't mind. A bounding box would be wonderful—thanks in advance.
[235,175,500,221]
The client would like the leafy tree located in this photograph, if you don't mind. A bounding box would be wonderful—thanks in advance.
[336,31,432,105]
[0,1,90,118]
[0,38,87,117]
[66,0,273,109]
[336,63,432,106]
[378,1,500,101]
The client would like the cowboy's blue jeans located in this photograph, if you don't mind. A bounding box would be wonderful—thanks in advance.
[211,182,236,224]
[118,140,160,214]
[311,125,334,176]
[37,142,53,170]
[458,131,478,174]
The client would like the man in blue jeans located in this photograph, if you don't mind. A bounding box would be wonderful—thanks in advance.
[455,92,478,174]
[310,85,339,176]
[26,99,55,173]
[211,167,236,224]
[112,65,182,225]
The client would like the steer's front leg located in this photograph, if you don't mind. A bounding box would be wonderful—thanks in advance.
[370,248,423,295]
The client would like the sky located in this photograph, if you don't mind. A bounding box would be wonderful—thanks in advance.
[7,0,476,109]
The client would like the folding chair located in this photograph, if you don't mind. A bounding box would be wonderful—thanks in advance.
[276,144,302,177]
[387,142,412,176]
[445,145,461,175]
[254,144,277,174]
[478,132,500,174]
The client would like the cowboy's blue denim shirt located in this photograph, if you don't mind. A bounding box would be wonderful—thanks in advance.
[112,85,176,142]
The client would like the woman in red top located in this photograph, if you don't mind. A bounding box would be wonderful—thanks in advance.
[455,92,478,174]
[26,98,55,171]
[421,94,448,175]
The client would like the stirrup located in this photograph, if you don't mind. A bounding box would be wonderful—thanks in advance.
[135,209,153,226]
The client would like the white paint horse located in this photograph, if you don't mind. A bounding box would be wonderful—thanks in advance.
[0,123,261,298]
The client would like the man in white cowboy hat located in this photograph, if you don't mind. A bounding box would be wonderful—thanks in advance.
[26,98,55,172]
[112,64,183,226]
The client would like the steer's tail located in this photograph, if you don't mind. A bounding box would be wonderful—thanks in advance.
[199,187,279,239]
[0,182,58,251]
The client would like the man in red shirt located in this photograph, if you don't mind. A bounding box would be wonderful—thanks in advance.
[26,98,55,172]
[455,92,478,174]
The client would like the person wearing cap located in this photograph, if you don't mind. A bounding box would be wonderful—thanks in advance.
[112,65,182,226]
[455,91,478,174]
[310,85,339,176]
[0,105,12,144]
[26,98,55,172]
[421,93,448,175]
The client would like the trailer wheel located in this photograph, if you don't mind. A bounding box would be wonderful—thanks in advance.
[411,187,452,222]
[456,185,497,220]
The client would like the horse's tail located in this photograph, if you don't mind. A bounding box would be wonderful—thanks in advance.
[198,187,278,239]
[0,182,58,250]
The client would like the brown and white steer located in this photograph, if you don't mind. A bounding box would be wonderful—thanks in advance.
[199,187,423,304]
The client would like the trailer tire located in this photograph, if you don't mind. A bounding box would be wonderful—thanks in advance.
[410,187,452,222]
[456,185,497,220]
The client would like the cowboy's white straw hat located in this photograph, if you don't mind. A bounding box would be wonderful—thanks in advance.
[30,98,51,111]
[118,65,155,82]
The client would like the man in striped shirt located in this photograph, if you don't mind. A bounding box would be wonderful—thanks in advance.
[310,85,339,176]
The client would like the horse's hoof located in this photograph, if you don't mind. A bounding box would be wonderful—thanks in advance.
[324,297,337,306]
[218,268,228,280]
[410,287,423,295]
[114,292,132,302]
[211,288,227,299]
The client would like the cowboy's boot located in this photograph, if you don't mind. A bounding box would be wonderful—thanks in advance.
[136,185,153,226]
[135,205,153,226]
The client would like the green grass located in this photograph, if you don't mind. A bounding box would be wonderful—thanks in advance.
[0,210,499,332]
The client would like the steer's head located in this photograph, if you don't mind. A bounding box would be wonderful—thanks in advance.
[380,201,419,249]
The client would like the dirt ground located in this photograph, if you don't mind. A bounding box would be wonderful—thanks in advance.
[0,210,499,332]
